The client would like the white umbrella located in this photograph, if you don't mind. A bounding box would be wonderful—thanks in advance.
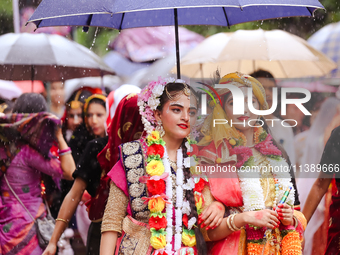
[308,21,340,78]
[0,33,115,81]
[0,80,22,100]
[175,29,337,78]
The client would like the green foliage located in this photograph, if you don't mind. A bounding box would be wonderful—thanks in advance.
[73,27,119,57]
[0,0,14,34]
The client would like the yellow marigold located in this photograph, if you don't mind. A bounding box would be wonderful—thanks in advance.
[182,232,196,247]
[229,139,236,146]
[148,196,166,213]
[150,234,166,249]
[146,160,164,176]
[216,157,222,164]
[147,131,160,143]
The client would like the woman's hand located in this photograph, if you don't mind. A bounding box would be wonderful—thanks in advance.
[199,201,225,230]
[245,209,280,229]
[276,203,294,226]
[42,242,57,255]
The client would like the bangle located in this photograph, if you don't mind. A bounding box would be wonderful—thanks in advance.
[293,215,299,228]
[230,214,242,231]
[59,150,72,156]
[226,215,235,231]
[56,218,69,224]
[58,147,71,154]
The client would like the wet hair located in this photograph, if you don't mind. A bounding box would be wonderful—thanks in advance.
[12,93,47,113]
[157,82,206,255]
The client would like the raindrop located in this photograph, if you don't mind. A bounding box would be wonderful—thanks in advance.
[90,27,99,51]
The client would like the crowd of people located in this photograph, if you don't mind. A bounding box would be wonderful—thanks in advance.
[0,70,339,255]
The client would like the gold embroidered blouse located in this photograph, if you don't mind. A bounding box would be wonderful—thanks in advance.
[101,182,129,234]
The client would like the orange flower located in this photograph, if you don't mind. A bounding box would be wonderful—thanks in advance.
[281,231,302,255]
[148,196,166,213]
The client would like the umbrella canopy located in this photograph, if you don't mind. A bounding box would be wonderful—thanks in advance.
[103,51,150,77]
[29,0,323,29]
[28,0,324,78]
[0,80,22,100]
[175,29,337,78]
[0,33,115,81]
[111,26,204,62]
[308,22,340,78]
[278,80,338,93]
[14,80,46,94]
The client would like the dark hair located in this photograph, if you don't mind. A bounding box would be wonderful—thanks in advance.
[250,69,275,81]
[86,97,106,112]
[12,93,47,113]
[181,140,207,255]
[66,89,93,107]
[157,83,206,254]
[157,82,198,111]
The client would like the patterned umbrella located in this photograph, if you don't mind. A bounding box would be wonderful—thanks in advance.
[28,0,324,78]
[308,21,340,78]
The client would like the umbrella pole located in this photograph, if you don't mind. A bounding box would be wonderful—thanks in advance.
[174,8,181,79]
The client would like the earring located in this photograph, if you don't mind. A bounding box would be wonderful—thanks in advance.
[156,120,165,137]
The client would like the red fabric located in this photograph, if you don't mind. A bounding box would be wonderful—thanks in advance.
[325,180,340,255]
[98,94,144,174]
[88,94,143,220]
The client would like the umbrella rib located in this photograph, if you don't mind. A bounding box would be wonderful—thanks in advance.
[222,7,230,28]
[83,14,93,32]
[278,61,288,78]
[119,13,125,31]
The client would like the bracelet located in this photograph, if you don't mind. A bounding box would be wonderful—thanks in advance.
[230,214,242,231]
[226,215,235,231]
[59,150,72,156]
[226,214,239,232]
[56,218,69,224]
[58,147,71,154]
[293,215,299,228]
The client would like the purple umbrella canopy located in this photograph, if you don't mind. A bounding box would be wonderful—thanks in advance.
[110,27,204,62]
[28,0,324,78]
[29,0,323,29]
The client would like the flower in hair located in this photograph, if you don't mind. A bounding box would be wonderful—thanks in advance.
[138,76,186,134]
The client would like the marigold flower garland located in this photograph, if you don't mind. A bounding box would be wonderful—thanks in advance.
[139,78,208,254]
[226,126,301,254]
[144,131,207,255]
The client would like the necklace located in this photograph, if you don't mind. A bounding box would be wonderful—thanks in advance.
[168,158,177,171]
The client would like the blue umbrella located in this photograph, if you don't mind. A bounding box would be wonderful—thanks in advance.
[28,0,324,78]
